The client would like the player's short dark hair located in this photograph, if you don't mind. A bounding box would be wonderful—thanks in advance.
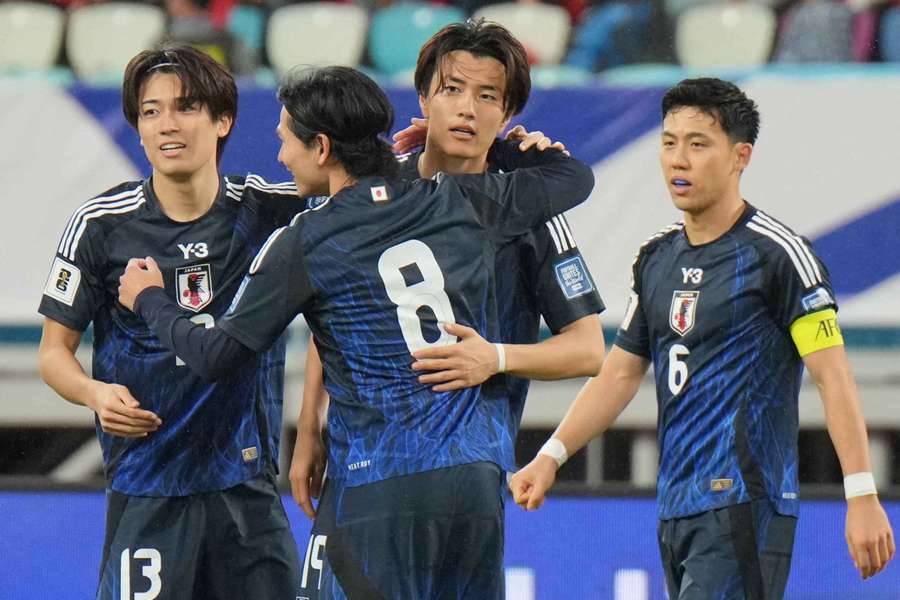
[415,18,531,119]
[662,78,760,145]
[122,43,238,163]
[277,66,399,180]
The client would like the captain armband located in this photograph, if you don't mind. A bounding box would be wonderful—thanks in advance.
[789,308,844,357]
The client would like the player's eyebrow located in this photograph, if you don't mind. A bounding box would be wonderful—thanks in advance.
[662,130,712,141]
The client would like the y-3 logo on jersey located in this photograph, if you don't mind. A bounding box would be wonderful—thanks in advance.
[681,267,703,284]
[177,242,208,260]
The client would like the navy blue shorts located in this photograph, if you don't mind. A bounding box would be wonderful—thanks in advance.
[299,462,505,600]
[97,469,301,600]
[658,498,797,600]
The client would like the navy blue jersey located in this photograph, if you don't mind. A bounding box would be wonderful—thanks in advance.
[615,204,837,519]
[217,152,593,487]
[39,174,306,496]
[397,150,605,429]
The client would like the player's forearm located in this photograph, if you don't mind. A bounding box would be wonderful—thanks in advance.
[298,337,328,434]
[543,346,646,457]
[38,344,99,410]
[809,351,873,475]
[504,316,605,380]
[135,287,255,380]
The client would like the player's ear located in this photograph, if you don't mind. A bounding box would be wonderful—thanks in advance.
[418,94,429,119]
[735,142,753,173]
[217,113,233,139]
[315,134,331,167]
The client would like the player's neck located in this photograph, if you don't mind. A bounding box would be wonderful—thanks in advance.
[327,167,356,197]
[418,140,488,179]
[152,165,220,222]
[683,194,746,245]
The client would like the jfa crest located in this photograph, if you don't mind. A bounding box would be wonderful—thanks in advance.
[176,264,213,311]
[670,290,699,336]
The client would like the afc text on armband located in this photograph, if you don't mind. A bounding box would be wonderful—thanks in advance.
[815,317,840,340]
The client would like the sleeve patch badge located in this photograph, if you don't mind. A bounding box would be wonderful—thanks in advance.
[554,256,594,299]
[43,257,81,306]
[801,287,835,312]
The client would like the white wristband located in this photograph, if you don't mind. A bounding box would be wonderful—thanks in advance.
[844,472,877,499]
[494,343,506,374]
[539,438,568,469]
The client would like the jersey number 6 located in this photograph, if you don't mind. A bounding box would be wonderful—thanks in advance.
[668,344,690,396]
[378,239,458,353]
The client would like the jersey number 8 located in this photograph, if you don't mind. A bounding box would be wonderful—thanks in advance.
[378,240,458,353]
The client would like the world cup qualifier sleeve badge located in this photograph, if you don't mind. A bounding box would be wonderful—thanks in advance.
[669,290,699,336]
[176,264,213,311]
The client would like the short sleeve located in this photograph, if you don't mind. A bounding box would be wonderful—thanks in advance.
[763,233,837,330]
[38,219,106,332]
[219,223,315,352]
[613,251,651,358]
[529,215,605,333]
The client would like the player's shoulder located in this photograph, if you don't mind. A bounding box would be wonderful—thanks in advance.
[56,180,147,258]
[224,173,297,203]
[635,221,684,263]
[742,207,823,275]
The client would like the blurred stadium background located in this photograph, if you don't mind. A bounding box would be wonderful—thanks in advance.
[1,0,899,597]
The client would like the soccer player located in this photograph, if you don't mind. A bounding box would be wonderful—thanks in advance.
[290,20,607,598]
[117,65,595,600]
[510,78,895,598]
[37,45,304,599]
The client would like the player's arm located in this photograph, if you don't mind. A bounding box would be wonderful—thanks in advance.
[414,211,606,389]
[412,315,604,391]
[38,318,161,437]
[290,336,328,519]
[391,118,567,155]
[453,140,594,232]
[509,345,649,510]
[119,225,314,380]
[795,315,895,579]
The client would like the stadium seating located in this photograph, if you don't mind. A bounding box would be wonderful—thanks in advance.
[267,3,368,74]
[66,2,167,83]
[369,3,466,78]
[880,6,900,62]
[0,2,65,72]
[473,3,572,65]
[675,4,776,69]
[228,4,266,58]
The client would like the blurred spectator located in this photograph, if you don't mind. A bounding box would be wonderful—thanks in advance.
[565,1,669,72]
[165,0,256,73]
[775,0,854,62]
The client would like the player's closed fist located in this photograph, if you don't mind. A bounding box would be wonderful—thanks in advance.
[118,256,164,312]
[509,454,558,511]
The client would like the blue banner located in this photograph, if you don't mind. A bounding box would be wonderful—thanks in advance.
[1,491,898,598]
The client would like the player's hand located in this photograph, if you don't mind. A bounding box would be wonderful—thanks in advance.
[509,454,558,511]
[411,323,499,391]
[392,117,428,154]
[290,426,327,520]
[86,380,161,438]
[118,257,164,312]
[505,124,569,155]
[845,494,895,579]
